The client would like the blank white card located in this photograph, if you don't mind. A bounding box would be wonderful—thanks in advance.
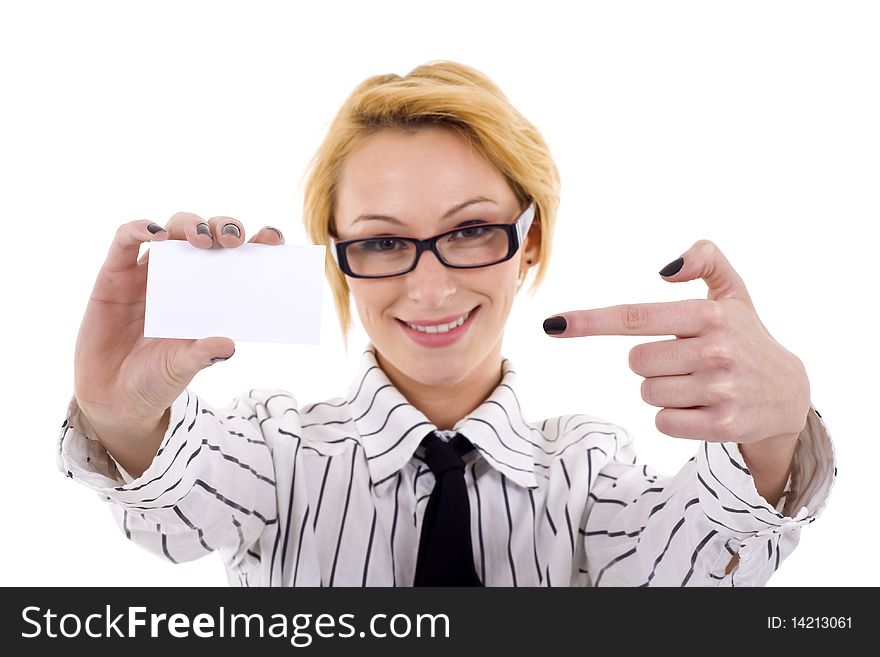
[144,241,325,344]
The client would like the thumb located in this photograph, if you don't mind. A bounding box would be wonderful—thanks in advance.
[174,337,236,378]
[658,239,754,306]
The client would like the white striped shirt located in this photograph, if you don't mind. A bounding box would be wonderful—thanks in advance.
[57,346,835,586]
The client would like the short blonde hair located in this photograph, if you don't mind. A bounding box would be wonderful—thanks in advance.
[303,61,560,337]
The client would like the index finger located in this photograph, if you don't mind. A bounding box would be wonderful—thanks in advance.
[105,220,168,272]
[544,299,711,338]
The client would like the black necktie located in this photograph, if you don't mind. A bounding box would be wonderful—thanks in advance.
[413,432,483,586]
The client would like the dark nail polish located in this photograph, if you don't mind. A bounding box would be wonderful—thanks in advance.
[211,349,235,364]
[197,223,212,237]
[222,223,241,238]
[543,316,567,335]
[147,223,166,234]
[659,257,684,277]
[266,226,283,239]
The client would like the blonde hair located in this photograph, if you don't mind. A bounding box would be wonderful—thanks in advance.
[303,61,560,337]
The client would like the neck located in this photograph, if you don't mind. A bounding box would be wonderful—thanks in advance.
[376,346,504,430]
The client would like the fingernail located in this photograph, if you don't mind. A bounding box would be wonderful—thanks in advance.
[147,223,166,234]
[659,257,684,277]
[266,226,283,239]
[211,349,235,364]
[197,223,212,237]
[543,316,567,335]
[222,223,241,238]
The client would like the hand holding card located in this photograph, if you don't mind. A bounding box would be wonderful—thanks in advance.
[72,215,323,479]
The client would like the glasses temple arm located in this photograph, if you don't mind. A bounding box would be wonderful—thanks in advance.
[516,202,537,245]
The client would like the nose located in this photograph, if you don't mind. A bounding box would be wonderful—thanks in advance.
[405,249,457,308]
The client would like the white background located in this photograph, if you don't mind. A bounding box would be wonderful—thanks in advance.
[1,0,876,586]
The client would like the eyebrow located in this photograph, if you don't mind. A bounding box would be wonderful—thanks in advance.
[352,196,497,226]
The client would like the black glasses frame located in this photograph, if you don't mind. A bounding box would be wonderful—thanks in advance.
[331,202,536,279]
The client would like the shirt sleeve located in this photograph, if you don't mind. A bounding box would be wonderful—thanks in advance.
[581,405,835,586]
[57,389,283,567]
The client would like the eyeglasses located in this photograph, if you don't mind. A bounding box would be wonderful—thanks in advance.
[330,202,536,279]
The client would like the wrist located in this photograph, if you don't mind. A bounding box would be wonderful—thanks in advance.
[740,432,798,470]
[89,409,171,480]
[738,432,800,507]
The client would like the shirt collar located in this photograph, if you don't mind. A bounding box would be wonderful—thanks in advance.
[350,345,539,493]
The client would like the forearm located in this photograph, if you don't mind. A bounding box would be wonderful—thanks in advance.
[722,431,797,574]
[61,392,278,563]
[738,430,800,507]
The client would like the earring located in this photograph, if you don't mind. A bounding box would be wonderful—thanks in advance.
[526,259,533,265]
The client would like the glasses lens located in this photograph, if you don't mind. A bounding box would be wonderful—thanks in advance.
[345,237,416,277]
[342,226,513,277]
[437,226,510,266]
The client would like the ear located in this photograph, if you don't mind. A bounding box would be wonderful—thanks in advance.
[521,212,542,269]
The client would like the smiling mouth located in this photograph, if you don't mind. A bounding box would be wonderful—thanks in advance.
[400,308,475,334]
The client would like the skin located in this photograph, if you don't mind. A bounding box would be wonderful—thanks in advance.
[334,126,540,430]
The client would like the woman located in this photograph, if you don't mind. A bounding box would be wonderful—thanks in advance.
[59,61,834,586]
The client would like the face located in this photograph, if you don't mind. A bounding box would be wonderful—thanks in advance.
[334,126,539,390]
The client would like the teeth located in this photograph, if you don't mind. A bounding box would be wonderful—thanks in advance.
[406,311,470,334]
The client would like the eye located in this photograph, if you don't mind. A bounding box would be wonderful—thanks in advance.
[356,237,410,253]
[449,225,492,241]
